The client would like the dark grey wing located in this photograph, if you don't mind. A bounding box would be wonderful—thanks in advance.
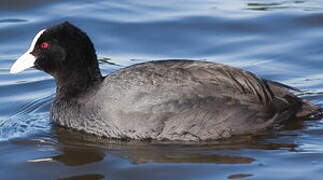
[99,60,319,140]
[154,95,293,141]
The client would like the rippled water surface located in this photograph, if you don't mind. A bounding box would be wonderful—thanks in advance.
[2,0,323,179]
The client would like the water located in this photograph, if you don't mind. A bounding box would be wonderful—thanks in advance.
[1,0,323,179]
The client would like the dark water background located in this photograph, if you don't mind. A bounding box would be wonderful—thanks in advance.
[1,0,323,179]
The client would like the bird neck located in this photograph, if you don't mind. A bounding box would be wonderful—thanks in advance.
[54,65,103,99]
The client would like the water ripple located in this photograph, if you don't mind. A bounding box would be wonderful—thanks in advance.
[0,76,54,141]
[0,112,50,142]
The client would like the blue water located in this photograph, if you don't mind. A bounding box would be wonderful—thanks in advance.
[1,0,323,179]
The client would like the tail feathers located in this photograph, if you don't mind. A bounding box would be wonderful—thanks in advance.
[296,100,323,120]
[263,79,301,92]
[264,79,322,120]
[307,109,323,120]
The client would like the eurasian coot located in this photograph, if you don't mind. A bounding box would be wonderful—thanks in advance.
[10,22,320,141]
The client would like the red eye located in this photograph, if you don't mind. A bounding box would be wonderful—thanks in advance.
[40,42,49,49]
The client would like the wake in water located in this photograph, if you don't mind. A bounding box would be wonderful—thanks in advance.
[0,94,53,141]
[0,112,50,141]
